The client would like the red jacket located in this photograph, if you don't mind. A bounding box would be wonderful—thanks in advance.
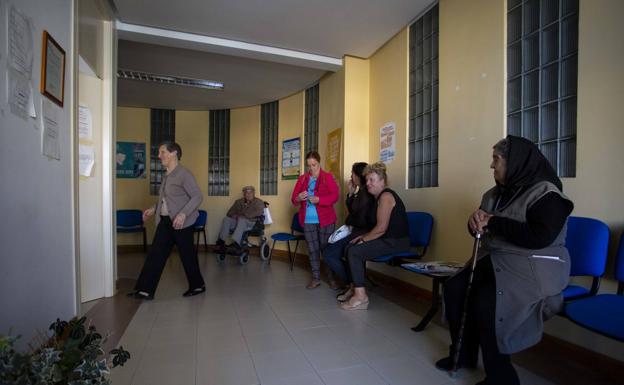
[291,169,339,227]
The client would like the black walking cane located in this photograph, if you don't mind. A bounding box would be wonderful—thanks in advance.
[450,231,482,377]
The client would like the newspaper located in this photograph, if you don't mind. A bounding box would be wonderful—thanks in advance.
[401,261,464,275]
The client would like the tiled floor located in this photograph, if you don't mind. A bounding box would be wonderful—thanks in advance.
[111,252,555,385]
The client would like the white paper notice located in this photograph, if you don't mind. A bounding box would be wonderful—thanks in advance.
[380,122,396,163]
[79,105,93,139]
[8,68,31,119]
[8,5,34,76]
[79,144,95,176]
[42,99,61,160]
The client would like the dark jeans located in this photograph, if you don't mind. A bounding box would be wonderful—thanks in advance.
[345,237,410,288]
[324,234,358,285]
[443,256,519,385]
[135,216,205,296]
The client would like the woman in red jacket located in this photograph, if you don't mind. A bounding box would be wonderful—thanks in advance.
[291,151,340,289]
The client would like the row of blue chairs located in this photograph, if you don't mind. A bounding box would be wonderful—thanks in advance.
[116,209,208,253]
[269,213,623,341]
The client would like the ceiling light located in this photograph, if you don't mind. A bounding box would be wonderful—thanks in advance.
[117,69,224,90]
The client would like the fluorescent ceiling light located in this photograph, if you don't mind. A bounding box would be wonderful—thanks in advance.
[117,69,224,90]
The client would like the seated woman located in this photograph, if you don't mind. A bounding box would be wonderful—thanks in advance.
[435,136,573,385]
[324,162,376,297]
[340,162,410,310]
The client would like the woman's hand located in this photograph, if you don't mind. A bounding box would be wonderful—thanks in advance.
[468,209,492,234]
[346,180,355,195]
[297,191,308,202]
[173,212,186,229]
[308,196,319,204]
[143,207,155,222]
[350,235,365,244]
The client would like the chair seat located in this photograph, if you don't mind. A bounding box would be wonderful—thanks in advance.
[372,251,421,263]
[565,295,624,341]
[117,226,144,233]
[563,285,590,300]
[271,233,304,242]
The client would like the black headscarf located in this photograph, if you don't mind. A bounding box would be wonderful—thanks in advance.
[496,135,562,208]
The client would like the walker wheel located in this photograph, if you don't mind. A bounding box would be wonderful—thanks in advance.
[217,254,226,263]
[240,251,249,265]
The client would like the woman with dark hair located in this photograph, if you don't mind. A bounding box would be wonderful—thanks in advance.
[291,151,340,289]
[127,141,206,300]
[324,162,376,297]
[339,162,410,310]
[435,136,574,385]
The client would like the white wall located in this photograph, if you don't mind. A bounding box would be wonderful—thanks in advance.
[0,0,76,346]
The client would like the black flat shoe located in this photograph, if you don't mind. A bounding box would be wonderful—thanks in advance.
[183,286,206,297]
[126,291,154,300]
[434,356,477,371]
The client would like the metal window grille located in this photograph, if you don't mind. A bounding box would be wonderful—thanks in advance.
[507,0,578,177]
[260,101,278,195]
[149,109,175,195]
[408,4,439,188]
[304,84,319,155]
[208,109,230,196]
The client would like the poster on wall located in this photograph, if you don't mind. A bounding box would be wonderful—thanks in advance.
[282,137,301,180]
[326,128,341,181]
[380,122,396,163]
[116,142,146,178]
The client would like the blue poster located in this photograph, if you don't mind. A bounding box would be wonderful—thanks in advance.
[116,142,146,178]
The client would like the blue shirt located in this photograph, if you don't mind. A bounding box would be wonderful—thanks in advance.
[304,177,319,224]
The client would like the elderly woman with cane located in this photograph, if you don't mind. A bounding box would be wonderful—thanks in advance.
[435,136,573,385]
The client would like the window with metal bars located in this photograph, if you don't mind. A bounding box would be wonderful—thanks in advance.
[304,84,319,155]
[149,109,175,195]
[260,101,278,195]
[408,4,439,188]
[507,0,578,177]
[208,109,230,196]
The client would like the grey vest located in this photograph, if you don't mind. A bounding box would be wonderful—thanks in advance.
[479,181,572,354]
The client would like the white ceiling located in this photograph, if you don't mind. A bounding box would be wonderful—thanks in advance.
[112,0,433,110]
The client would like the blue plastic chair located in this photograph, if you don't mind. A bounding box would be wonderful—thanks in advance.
[194,210,208,253]
[563,216,610,300]
[564,232,624,341]
[270,213,305,270]
[372,211,434,264]
[116,209,147,252]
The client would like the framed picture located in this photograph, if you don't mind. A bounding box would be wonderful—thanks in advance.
[40,31,65,107]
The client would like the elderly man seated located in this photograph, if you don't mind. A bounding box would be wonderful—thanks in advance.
[216,185,265,252]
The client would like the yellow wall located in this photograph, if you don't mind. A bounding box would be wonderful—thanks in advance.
[364,0,624,287]
[116,107,152,245]
[343,55,371,194]
[116,93,307,251]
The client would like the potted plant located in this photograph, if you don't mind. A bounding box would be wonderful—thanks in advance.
[0,316,130,384]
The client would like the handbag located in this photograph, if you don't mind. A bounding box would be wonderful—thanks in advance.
[263,207,273,225]
[328,224,352,244]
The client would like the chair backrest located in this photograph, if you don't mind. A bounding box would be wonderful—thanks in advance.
[117,209,143,227]
[616,233,624,295]
[565,216,609,277]
[291,213,304,234]
[406,211,434,254]
[195,210,207,227]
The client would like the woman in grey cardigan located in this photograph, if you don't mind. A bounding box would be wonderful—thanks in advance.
[128,142,205,300]
[435,136,573,384]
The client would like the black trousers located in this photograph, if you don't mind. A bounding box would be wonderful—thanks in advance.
[345,237,410,287]
[443,256,519,385]
[135,216,205,296]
